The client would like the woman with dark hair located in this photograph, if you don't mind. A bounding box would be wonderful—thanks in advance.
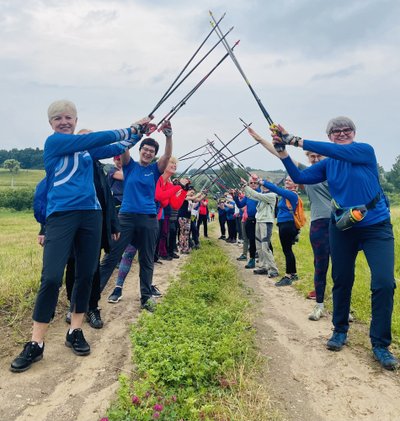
[100,122,173,312]
[270,116,397,370]
[10,100,148,372]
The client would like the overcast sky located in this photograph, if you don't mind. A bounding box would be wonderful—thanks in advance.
[1,0,399,171]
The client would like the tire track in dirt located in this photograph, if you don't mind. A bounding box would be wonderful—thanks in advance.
[221,239,400,421]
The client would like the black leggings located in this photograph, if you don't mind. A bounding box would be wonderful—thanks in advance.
[245,218,256,259]
[278,221,298,274]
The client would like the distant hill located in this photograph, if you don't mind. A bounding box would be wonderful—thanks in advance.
[246,168,286,184]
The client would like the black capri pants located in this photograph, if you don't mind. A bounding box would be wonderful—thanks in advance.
[33,210,102,323]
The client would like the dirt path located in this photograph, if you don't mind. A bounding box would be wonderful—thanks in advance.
[0,256,186,421]
[2,234,400,421]
[221,239,400,421]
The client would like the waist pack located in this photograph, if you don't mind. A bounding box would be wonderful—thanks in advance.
[332,192,380,231]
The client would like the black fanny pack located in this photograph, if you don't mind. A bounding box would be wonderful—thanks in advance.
[332,192,380,231]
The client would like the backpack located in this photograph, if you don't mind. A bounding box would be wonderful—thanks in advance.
[33,177,48,225]
[286,195,306,230]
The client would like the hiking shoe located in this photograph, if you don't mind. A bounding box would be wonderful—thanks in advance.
[275,276,293,287]
[86,308,103,329]
[308,305,325,321]
[372,346,399,370]
[326,332,347,351]
[10,341,44,372]
[290,274,299,281]
[245,258,255,269]
[141,297,157,313]
[307,290,316,300]
[151,285,163,297]
[171,253,180,259]
[236,254,247,261]
[108,287,122,303]
[65,311,71,324]
[268,271,279,279]
[218,235,226,240]
[154,260,163,265]
[253,268,269,275]
[65,329,90,356]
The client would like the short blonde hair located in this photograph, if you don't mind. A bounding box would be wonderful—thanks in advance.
[169,156,178,165]
[48,100,77,121]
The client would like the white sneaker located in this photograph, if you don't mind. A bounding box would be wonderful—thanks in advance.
[308,305,325,321]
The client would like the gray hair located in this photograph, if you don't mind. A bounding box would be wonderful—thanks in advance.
[326,116,356,135]
[48,100,77,121]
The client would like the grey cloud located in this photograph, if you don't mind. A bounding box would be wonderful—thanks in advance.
[311,64,363,81]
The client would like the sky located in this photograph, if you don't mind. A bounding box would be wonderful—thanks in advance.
[1,0,399,171]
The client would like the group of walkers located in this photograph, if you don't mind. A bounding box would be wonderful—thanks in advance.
[9,101,397,374]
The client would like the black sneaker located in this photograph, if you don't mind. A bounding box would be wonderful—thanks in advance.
[10,341,44,372]
[65,329,91,356]
[108,287,123,303]
[275,276,293,287]
[171,252,180,259]
[290,273,299,281]
[86,309,104,329]
[141,297,157,312]
[151,285,163,297]
[218,235,226,240]
[253,268,269,275]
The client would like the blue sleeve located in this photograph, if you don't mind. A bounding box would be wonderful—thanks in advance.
[90,141,135,160]
[261,180,298,209]
[281,156,327,184]
[303,140,375,164]
[44,129,137,159]
[234,195,247,208]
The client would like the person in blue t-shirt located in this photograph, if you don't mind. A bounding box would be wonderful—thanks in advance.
[100,121,173,312]
[269,116,398,370]
[10,100,149,373]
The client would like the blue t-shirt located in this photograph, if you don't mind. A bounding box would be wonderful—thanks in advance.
[120,159,161,214]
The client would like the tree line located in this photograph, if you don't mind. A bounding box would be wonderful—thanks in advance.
[1,148,400,194]
[0,148,44,170]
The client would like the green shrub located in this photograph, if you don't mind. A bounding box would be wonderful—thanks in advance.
[0,188,34,210]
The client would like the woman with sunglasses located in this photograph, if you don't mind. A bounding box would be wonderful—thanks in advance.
[270,116,397,370]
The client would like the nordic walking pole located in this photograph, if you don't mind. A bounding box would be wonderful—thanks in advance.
[149,13,227,116]
[213,133,252,176]
[157,40,240,127]
[149,26,234,115]
[192,142,259,178]
[190,125,247,177]
[179,141,213,160]
[209,11,286,152]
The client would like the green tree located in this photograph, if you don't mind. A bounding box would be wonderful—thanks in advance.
[387,156,400,192]
[3,159,21,173]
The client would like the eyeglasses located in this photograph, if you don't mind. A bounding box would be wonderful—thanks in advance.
[330,128,353,136]
[249,182,258,185]
[141,147,156,154]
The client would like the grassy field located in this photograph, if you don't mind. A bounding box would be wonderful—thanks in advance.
[0,207,400,345]
[0,168,44,189]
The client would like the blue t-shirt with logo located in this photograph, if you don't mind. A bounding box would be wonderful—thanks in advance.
[120,159,161,214]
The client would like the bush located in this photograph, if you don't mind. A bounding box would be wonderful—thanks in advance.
[0,188,34,211]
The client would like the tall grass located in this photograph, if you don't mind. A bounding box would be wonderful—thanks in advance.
[0,211,42,329]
